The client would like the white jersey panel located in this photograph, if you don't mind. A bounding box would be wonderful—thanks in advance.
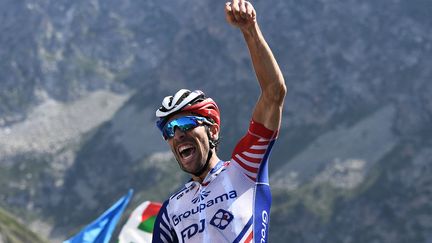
[152,120,278,243]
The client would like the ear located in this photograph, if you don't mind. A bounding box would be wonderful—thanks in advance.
[208,123,220,141]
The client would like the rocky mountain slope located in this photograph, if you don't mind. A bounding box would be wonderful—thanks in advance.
[0,208,47,243]
[0,0,431,242]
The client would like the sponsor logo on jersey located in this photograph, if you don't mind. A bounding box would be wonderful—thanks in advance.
[172,190,237,226]
[181,219,205,242]
[210,209,233,230]
[171,183,196,201]
[260,210,269,243]
[192,190,210,204]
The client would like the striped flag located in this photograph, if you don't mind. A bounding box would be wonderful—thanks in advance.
[118,201,162,243]
[64,189,133,243]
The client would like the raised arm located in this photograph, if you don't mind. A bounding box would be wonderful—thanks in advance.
[225,0,286,131]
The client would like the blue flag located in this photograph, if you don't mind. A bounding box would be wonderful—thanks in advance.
[64,189,134,243]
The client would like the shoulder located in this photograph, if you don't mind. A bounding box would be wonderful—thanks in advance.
[153,199,179,243]
[168,181,196,202]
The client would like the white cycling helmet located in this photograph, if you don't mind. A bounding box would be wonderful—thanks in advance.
[156,89,204,118]
[156,89,220,131]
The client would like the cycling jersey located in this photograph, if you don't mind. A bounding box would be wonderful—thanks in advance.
[152,120,278,243]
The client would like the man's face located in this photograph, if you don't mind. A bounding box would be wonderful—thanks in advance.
[165,113,216,175]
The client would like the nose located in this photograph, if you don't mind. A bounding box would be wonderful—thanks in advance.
[173,126,186,140]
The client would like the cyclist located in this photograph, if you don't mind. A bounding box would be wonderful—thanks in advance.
[152,0,286,242]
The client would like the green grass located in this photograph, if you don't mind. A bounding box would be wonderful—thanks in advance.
[0,207,48,243]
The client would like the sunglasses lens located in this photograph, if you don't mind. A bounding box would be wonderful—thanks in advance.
[162,116,204,139]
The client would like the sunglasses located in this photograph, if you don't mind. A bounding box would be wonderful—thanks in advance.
[162,116,213,140]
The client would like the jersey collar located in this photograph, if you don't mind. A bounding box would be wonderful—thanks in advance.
[187,160,227,187]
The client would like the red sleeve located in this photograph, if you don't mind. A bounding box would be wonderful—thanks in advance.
[230,120,278,182]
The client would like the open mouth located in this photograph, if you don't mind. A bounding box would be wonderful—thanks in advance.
[178,144,196,160]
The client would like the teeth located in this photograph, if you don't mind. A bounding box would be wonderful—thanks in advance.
[178,144,193,153]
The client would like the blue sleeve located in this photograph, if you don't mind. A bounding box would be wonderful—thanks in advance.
[152,200,178,243]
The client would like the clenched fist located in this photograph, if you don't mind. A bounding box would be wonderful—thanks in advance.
[225,0,257,30]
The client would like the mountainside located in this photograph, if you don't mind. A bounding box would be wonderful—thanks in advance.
[0,207,47,243]
[1,0,431,242]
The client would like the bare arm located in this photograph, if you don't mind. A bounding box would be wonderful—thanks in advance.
[225,0,286,131]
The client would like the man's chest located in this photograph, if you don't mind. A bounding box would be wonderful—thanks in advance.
[168,165,255,242]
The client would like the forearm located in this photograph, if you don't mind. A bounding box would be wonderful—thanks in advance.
[225,0,286,130]
[241,23,286,104]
